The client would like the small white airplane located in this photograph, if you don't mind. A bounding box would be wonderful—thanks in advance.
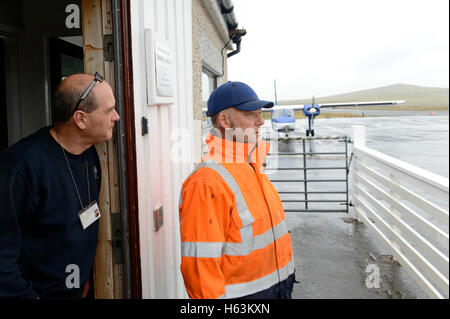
[202,81,405,137]
[265,80,405,136]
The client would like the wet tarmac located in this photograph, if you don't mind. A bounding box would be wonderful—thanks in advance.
[262,114,449,178]
[261,115,448,299]
[289,213,428,299]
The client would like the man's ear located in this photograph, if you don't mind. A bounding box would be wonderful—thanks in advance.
[72,110,88,130]
[217,111,233,129]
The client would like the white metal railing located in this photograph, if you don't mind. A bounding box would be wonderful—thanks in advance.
[351,126,449,299]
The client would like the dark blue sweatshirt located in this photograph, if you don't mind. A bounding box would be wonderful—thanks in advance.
[0,127,101,298]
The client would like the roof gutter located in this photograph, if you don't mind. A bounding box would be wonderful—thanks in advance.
[220,0,238,31]
[202,0,233,49]
[202,0,246,55]
[218,0,246,58]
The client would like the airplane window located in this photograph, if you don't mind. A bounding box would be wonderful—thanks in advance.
[272,109,294,119]
[272,109,283,119]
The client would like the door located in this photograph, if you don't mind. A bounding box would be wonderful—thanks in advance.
[81,0,143,299]
[0,0,135,298]
[82,0,124,299]
[0,0,128,298]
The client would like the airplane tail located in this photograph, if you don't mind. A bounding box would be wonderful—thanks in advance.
[274,79,278,106]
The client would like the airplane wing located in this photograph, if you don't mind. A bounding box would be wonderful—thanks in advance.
[262,100,405,111]
[317,100,405,108]
[261,104,305,112]
[204,100,405,114]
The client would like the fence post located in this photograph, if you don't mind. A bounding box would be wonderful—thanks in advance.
[389,172,402,260]
[352,125,366,148]
[352,126,366,221]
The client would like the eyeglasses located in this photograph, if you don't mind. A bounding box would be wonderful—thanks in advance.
[73,72,104,113]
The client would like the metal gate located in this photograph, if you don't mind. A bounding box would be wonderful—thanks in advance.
[263,136,352,213]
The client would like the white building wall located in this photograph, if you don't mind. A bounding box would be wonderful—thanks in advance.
[130,0,194,299]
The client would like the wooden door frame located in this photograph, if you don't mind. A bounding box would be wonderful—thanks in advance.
[114,0,142,299]
[82,0,141,299]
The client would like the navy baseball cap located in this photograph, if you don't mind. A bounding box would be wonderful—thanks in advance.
[206,81,274,117]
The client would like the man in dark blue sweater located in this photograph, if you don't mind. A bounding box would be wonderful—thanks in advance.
[0,73,120,298]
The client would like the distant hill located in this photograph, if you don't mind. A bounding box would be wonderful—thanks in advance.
[279,84,449,110]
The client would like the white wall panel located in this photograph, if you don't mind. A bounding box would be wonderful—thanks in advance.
[130,0,193,299]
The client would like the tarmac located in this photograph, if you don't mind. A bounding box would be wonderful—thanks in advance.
[265,134,430,299]
[287,212,429,299]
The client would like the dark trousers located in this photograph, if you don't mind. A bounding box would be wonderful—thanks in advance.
[237,272,295,299]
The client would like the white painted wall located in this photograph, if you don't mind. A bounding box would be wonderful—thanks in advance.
[130,0,194,299]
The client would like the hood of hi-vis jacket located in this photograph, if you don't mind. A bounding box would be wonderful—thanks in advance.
[179,131,295,299]
[204,130,270,168]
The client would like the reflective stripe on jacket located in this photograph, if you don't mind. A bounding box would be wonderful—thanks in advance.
[179,131,295,299]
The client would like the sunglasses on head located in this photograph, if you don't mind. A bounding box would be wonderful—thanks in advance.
[73,72,104,114]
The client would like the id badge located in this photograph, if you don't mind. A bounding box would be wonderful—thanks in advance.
[78,201,101,230]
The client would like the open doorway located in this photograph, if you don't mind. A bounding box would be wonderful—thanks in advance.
[1,0,84,144]
[49,36,84,104]
[0,0,140,299]
[0,0,127,299]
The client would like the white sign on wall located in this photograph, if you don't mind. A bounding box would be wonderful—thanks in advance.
[145,28,175,105]
[155,42,174,97]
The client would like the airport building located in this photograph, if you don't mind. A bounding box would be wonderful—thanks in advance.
[0,0,243,298]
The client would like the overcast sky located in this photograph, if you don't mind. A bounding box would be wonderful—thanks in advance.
[227,0,449,101]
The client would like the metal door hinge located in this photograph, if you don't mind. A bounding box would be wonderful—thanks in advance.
[103,34,114,62]
[111,212,123,264]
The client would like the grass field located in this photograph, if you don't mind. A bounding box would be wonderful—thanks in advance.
[271,83,449,118]
[280,84,449,110]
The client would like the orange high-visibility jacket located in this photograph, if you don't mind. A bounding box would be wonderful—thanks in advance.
[179,132,295,299]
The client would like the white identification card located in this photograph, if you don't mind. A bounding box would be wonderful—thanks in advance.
[78,201,101,230]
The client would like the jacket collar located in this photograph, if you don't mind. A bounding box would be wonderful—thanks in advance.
[205,128,270,165]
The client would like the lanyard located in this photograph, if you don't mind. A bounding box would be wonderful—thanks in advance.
[61,146,91,209]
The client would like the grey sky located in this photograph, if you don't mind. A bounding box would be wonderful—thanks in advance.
[227,0,449,101]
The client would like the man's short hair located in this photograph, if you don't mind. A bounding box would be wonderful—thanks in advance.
[211,110,231,128]
[211,113,219,127]
[51,81,98,124]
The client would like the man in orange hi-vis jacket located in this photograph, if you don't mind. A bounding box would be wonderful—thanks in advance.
[179,81,295,299]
